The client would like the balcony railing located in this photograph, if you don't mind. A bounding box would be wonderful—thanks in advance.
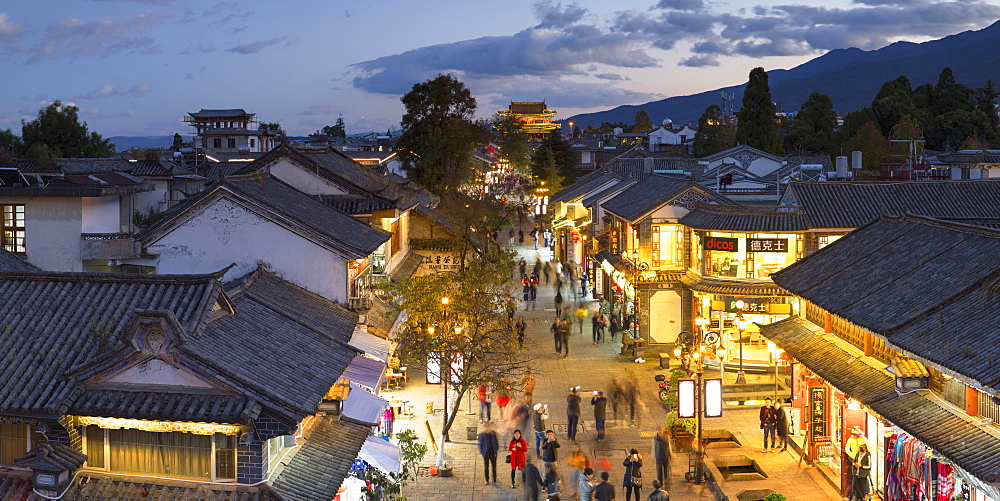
[80,233,140,260]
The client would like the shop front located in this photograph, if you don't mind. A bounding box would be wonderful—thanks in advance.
[593,252,686,346]
[696,232,804,280]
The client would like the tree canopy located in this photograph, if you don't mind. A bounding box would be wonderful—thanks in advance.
[322,116,347,139]
[632,110,653,133]
[735,67,783,156]
[692,104,734,157]
[529,130,577,190]
[397,74,490,195]
[20,101,115,158]
[845,121,890,175]
[786,92,836,156]
[491,112,530,173]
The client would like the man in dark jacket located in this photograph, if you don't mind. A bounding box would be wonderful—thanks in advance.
[591,390,608,440]
[652,427,670,486]
[593,471,615,501]
[759,398,776,452]
[477,423,500,484]
[567,387,582,440]
[541,430,560,466]
[524,462,544,500]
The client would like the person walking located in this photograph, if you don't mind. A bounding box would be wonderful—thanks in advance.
[497,383,512,419]
[552,317,564,355]
[646,480,669,501]
[623,448,643,501]
[652,427,670,486]
[555,261,563,285]
[541,430,561,467]
[852,443,872,501]
[624,374,639,427]
[609,312,620,342]
[478,423,500,484]
[525,461,544,500]
[567,444,588,498]
[579,467,596,501]
[508,429,528,488]
[566,387,582,441]
[609,379,624,423]
[592,311,603,345]
[543,261,552,284]
[543,463,561,501]
[529,273,539,310]
[515,316,526,349]
[593,471,615,501]
[477,383,492,423]
[591,390,608,440]
[533,260,542,278]
[533,404,548,458]
[559,318,571,358]
[519,228,525,245]
[555,290,564,319]
[774,401,788,452]
[508,228,516,246]
[519,258,527,277]
[759,398,777,452]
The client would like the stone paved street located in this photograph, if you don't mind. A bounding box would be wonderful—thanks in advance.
[380,239,843,501]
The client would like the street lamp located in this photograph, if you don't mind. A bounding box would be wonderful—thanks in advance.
[625,251,650,361]
[734,300,749,385]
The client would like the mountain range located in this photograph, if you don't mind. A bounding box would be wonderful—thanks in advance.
[565,20,1000,128]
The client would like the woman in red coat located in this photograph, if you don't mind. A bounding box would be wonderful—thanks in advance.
[509,429,528,488]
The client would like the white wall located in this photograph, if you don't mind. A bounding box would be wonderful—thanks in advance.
[649,204,690,222]
[14,197,83,272]
[269,160,349,196]
[134,180,170,214]
[81,197,122,233]
[145,196,350,302]
[648,289,681,344]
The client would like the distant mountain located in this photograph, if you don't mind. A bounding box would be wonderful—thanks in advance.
[108,136,173,151]
[566,20,1000,127]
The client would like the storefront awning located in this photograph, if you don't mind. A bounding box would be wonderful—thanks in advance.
[341,383,390,426]
[358,436,401,476]
[681,271,790,297]
[340,356,387,393]
[349,324,390,362]
[760,317,1000,492]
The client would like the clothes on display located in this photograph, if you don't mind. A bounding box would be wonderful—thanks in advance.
[887,433,928,501]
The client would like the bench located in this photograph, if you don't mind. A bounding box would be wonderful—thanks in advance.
[659,353,671,369]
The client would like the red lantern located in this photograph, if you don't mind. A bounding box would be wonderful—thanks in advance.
[571,230,580,242]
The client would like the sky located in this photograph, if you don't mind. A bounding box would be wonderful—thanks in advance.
[2,0,999,138]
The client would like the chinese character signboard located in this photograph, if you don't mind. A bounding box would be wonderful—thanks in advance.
[703,236,739,252]
[747,238,788,252]
[417,252,462,273]
[724,298,768,312]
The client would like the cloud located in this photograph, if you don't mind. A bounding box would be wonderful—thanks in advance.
[297,105,341,116]
[75,83,152,100]
[679,54,720,67]
[476,75,662,110]
[15,11,169,64]
[0,13,28,43]
[92,0,174,4]
[594,73,629,81]
[226,36,293,54]
[79,108,137,119]
[533,1,588,28]
[203,2,254,26]
[655,0,705,11]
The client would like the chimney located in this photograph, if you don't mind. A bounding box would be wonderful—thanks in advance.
[852,151,862,172]
[836,156,848,180]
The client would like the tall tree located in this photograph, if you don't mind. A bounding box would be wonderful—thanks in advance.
[258,122,283,133]
[871,76,915,136]
[171,133,184,150]
[834,107,877,155]
[735,67,782,155]
[632,110,653,133]
[845,121,890,175]
[397,74,490,195]
[0,129,21,157]
[20,101,115,158]
[786,92,836,156]
[491,112,531,173]
[692,104,734,157]
[529,130,577,186]
[322,116,347,139]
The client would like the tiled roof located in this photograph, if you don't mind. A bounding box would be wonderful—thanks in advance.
[0,471,278,500]
[0,270,224,417]
[389,250,424,282]
[550,169,621,204]
[0,248,38,272]
[269,416,371,501]
[761,317,1000,487]
[314,194,397,215]
[13,158,193,178]
[701,144,782,163]
[188,108,252,118]
[771,214,1000,394]
[366,295,401,339]
[581,178,638,207]
[934,151,1000,164]
[680,271,789,296]
[138,173,391,259]
[602,175,733,223]
[780,179,1000,229]
[67,389,257,423]
[679,202,809,232]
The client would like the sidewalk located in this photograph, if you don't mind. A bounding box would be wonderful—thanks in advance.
[383,240,841,501]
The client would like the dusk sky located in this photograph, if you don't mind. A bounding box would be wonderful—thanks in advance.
[2,0,999,138]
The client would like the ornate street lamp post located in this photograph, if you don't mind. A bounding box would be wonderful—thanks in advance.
[734,300,749,385]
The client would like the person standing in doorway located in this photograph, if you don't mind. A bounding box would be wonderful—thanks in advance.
[759,398,777,452]
[508,429,528,488]
[478,422,500,484]
[591,390,607,440]
[852,443,872,501]
[566,387,582,440]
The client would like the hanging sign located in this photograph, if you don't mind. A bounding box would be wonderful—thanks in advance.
[747,238,788,252]
[703,237,738,252]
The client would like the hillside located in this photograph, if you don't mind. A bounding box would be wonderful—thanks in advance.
[566,20,1000,127]
[108,135,173,151]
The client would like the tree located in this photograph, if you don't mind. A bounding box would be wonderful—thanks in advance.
[632,110,653,133]
[845,121,890,175]
[322,115,347,139]
[0,129,21,156]
[21,101,115,158]
[397,74,491,195]
[786,92,836,156]
[871,76,915,136]
[491,112,531,173]
[692,104,734,157]
[258,122,283,133]
[171,133,184,150]
[834,107,877,155]
[529,130,577,187]
[735,67,782,155]
[128,147,161,162]
[383,244,529,468]
[363,429,427,501]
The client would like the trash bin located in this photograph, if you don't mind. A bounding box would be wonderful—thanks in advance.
[426,401,434,414]
[467,426,478,441]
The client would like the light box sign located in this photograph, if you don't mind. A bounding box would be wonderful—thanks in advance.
[677,379,696,418]
[704,379,723,417]
[724,298,768,313]
[747,238,788,252]
[703,237,739,253]
[426,353,441,384]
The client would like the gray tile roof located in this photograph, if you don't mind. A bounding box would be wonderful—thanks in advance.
[548,169,622,204]
[602,175,733,223]
[679,202,809,232]
[771,214,1000,394]
[314,193,398,215]
[13,158,194,178]
[680,271,789,297]
[139,173,391,259]
[581,178,637,208]
[269,416,371,501]
[761,317,1000,487]
[779,179,1000,229]
[701,144,782,163]
[67,389,257,423]
[188,108,252,118]
[0,249,38,272]
[0,471,278,500]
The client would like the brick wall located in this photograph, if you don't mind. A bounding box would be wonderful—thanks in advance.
[237,442,266,484]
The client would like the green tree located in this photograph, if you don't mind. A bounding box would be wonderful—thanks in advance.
[20,101,115,158]
[529,130,577,186]
[322,116,347,139]
[834,107,877,155]
[0,129,22,156]
[735,67,782,155]
[363,429,427,501]
[845,121,890,175]
[786,92,836,156]
[692,104,734,156]
[128,147,161,162]
[491,112,531,173]
[171,133,184,150]
[889,114,923,154]
[397,74,490,195]
[258,121,283,133]
[632,110,653,133]
[871,76,915,136]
